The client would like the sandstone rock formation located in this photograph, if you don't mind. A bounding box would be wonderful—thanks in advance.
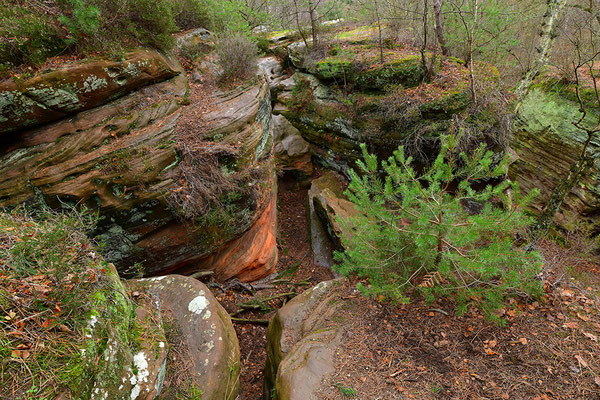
[0,49,278,281]
[310,172,357,250]
[272,114,313,176]
[264,279,347,400]
[0,50,180,135]
[510,86,600,223]
[307,171,349,268]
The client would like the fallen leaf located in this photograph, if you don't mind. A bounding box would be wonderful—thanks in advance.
[583,332,598,342]
[488,339,497,348]
[563,321,579,329]
[519,337,528,345]
[577,313,590,322]
[575,355,589,368]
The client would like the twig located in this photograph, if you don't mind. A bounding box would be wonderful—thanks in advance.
[189,270,214,279]
[427,308,449,316]
[231,317,270,325]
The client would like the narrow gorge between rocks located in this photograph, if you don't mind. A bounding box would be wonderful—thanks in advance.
[2,15,600,400]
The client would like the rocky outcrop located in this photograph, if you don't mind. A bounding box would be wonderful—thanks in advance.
[307,171,349,268]
[264,279,347,400]
[73,268,240,400]
[311,172,357,250]
[176,27,214,56]
[0,50,180,135]
[0,50,278,281]
[134,275,240,400]
[272,114,313,176]
[510,86,600,222]
[265,33,504,177]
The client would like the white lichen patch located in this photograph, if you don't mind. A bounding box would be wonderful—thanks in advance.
[188,294,209,315]
[83,75,108,93]
[130,385,141,400]
[202,310,212,320]
[130,351,150,400]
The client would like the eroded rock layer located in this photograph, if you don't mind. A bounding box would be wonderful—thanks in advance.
[0,49,278,281]
[510,87,600,223]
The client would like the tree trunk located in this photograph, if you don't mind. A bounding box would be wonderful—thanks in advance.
[309,0,318,47]
[433,0,449,55]
[529,152,595,243]
[514,0,567,107]
[375,0,384,63]
[467,0,479,104]
[293,0,309,48]
[420,0,432,80]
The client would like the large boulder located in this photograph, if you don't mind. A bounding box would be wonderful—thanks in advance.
[0,50,180,135]
[311,173,357,250]
[264,279,347,400]
[510,86,600,223]
[272,114,313,176]
[133,275,240,400]
[307,171,351,268]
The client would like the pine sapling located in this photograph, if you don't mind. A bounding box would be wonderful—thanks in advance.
[335,134,543,323]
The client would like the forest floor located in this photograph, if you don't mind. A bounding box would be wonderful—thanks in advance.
[215,174,334,400]
[214,173,600,400]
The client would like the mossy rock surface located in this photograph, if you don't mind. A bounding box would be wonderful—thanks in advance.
[134,275,241,400]
[281,74,478,174]
[310,55,423,90]
[264,279,347,400]
[510,86,600,220]
[0,50,181,135]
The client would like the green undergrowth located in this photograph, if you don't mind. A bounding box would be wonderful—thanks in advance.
[335,136,544,324]
[0,0,212,70]
[0,206,136,399]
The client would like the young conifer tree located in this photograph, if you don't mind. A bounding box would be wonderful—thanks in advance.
[335,134,543,323]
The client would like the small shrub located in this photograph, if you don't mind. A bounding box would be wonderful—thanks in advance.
[215,34,258,82]
[0,6,66,66]
[0,0,213,68]
[335,134,544,323]
[172,0,211,30]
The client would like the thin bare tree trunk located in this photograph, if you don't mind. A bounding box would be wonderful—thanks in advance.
[514,0,567,107]
[309,0,318,47]
[375,0,384,63]
[469,0,479,104]
[420,0,432,80]
[293,0,309,47]
[433,0,449,55]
